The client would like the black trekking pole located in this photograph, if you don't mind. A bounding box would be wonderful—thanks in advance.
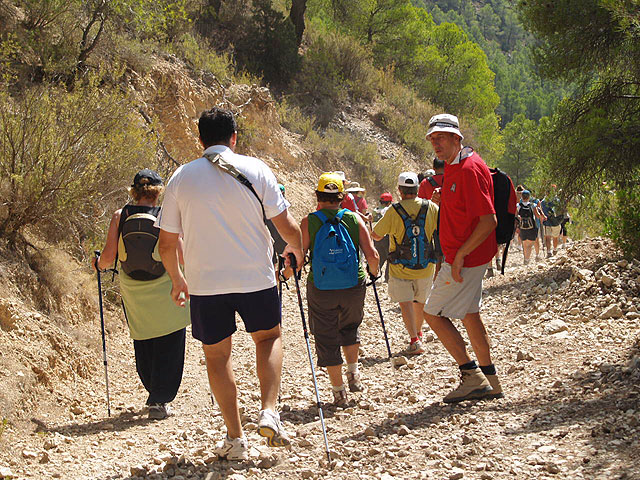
[289,253,332,466]
[367,270,392,360]
[94,251,111,417]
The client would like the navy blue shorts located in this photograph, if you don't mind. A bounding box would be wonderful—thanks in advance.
[190,287,280,345]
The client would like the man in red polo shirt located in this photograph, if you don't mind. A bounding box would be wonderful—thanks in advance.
[422,113,504,403]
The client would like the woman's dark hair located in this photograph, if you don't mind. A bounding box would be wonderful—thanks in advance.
[198,107,237,147]
[315,191,344,203]
[399,185,418,196]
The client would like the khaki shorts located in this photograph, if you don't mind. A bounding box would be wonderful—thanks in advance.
[544,225,561,238]
[424,263,488,320]
[388,275,432,304]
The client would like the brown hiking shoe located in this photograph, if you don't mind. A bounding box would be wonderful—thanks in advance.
[484,374,504,399]
[332,387,348,407]
[346,371,363,392]
[443,368,492,403]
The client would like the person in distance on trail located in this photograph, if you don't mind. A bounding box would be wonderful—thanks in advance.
[372,172,439,356]
[422,113,504,403]
[372,192,393,283]
[157,108,303,461]
[335,171,372,224]
[418,157,445,202]
[540,185,562,258]
[346,181,369,217]
[301,172,379,407]
[517,190,547,265]
[93,169,190,420]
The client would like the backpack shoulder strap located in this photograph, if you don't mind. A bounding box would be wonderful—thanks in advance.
[113,204,133,277]
[204,152,267,223]
[427,176,439,187]
[391,202,410,221]
[417,199,429,220]
[312,210,329,224]
[335,208,347,222]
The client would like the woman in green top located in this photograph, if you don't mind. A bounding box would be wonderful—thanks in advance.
[300,172,379,407]
[93,169,190,420]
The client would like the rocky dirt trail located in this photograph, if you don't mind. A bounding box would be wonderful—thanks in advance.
[1,238,639,480]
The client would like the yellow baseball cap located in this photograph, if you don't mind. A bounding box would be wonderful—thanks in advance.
[316,172,345,193]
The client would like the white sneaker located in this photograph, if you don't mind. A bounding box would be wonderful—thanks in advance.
[148,403,172,420]
[258,409,290,447]
[213,435,248,461]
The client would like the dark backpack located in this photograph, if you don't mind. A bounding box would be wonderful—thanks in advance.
[388,200,437,270]
[489,168,517,274]
[311,209,359,290]
[117,205,165,281]
[518,201,536,230]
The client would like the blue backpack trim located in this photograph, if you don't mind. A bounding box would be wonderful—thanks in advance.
[311,209,359,290]
[388,200,437,270]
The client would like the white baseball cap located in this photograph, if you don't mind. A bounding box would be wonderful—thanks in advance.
[426,113,464,140]
[398,172,419,187]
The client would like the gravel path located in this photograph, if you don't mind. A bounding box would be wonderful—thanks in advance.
[1,238,639,480]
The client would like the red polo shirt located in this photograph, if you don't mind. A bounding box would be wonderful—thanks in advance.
[418,173,443,200]
[440,149,497,267]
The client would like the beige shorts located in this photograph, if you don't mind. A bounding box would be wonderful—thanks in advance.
[544,225,562,238]
[424,262,488,320]
[388,275,432,304]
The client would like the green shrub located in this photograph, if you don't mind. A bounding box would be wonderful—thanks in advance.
[303,127,400,193]
[603,179,640,258]
[0,80,155,245]
[293,23,379,124]
[167,33,235,82]
[276,99,315,137]
[377,71,436,157]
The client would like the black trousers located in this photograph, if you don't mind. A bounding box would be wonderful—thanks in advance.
[133,328,186,405]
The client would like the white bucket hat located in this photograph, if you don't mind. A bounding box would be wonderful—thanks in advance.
[346,181,365,193]
[426,113,464,140]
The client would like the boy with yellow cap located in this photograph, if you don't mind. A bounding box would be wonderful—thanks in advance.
[300,172,379,406]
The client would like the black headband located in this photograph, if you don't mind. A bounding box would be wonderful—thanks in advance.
[429,121,459,129]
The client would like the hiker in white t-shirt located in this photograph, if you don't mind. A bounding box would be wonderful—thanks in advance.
[157,107,303,461]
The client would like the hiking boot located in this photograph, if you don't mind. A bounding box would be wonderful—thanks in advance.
[332,386,349,407]
[484,374,504,399]
[257,409,290,447]
[443,368,493,403]
[402,340,425,356]
[546,251,552,258]
[553,249,557,256]
[523,257,530,265]
[214,435,248,461]
[148,403,172,420]
[346,371,363,392]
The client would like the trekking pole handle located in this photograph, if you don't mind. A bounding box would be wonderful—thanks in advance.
[288,252,302,280]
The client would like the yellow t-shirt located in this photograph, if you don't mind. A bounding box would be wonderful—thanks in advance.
[373,197,439,280]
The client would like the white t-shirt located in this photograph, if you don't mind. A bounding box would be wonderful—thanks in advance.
[158,145,289,295]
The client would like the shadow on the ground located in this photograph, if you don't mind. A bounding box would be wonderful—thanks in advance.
[360,355,392,367]
[338,337,640,478]
[33,410,152,437]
